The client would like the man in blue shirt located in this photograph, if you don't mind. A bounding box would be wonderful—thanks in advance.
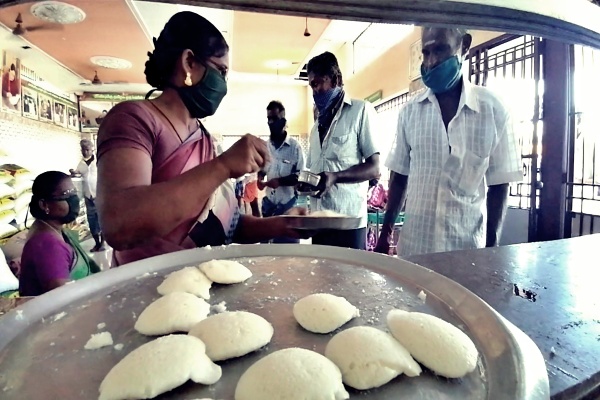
[259,100,305,243]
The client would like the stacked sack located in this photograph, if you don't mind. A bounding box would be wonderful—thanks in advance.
[0,164,35,245]
[0,170,18,245]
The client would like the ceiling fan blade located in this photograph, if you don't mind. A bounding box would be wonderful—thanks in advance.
[26,24,65,32]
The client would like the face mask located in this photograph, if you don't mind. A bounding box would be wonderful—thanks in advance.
[313,86,342,113]
[176,67,228,119]
[269,118,286,137]
[60,195,80,224]
[421,55,463,94]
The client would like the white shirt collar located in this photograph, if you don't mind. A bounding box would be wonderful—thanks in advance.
[415,78,480,113]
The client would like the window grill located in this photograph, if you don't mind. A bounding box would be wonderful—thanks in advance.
[469,35,543,217]
[566,44,600,236]
[374,91,410,113]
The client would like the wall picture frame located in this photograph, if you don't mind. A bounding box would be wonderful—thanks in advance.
[52,100,67,128]
[38,93,53,122]
[67,106,79,131]
[21,85,39,120]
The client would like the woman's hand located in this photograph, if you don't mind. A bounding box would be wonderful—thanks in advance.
[284,207,309,216]
[269,215,312,239]
[234,212,313,243]
[218,134,271,179]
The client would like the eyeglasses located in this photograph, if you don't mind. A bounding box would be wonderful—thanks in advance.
[47,188,77,201]
[203,61,228,82]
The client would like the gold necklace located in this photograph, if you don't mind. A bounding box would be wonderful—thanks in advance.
[38,219,63,237]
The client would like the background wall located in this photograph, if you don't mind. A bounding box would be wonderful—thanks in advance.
[203,80,310,140]
[0,111,80,175]
[344,29,502,101]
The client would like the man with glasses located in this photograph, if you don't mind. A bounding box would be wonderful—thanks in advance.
[258,100,305,243]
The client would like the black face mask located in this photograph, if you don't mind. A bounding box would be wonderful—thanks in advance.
[59,195,80,224]
[269,118,287,138]
[175,67,228,119]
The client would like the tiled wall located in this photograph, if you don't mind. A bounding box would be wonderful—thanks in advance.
[0,111,80,175]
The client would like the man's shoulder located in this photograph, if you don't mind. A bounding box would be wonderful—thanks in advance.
[346,98,373,114]
[287,136,303,150]
[469,83,509,113]
[397,95,422,119]
[77,159,88,169]
[287,136,301,145]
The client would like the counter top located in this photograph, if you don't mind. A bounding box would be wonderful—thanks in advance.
[405,235,600,400]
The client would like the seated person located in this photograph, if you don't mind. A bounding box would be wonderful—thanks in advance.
[19,171,100,296]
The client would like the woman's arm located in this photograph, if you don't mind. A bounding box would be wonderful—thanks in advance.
[98,135,270,251]
[233,208,308,243]
[233,215,292,243]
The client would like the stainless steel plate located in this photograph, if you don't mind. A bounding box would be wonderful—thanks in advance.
[0,245,549,399]
[283,215,362,230]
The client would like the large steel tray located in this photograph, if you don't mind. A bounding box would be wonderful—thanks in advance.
[0,245,550,399]
[282,215,362,230]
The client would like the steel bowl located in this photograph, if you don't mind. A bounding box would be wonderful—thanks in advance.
[298,170,321,187]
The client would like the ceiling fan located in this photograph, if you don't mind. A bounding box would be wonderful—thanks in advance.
[79,71,128,86]
[12,12,64,36]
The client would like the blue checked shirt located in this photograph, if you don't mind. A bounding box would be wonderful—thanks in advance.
[263,135,305,205]
[307,95,380,228]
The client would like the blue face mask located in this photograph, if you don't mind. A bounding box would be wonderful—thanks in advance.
[421,55,463,94]
[313,86,342,113]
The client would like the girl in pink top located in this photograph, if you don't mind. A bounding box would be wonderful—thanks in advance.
[97,12,306,266]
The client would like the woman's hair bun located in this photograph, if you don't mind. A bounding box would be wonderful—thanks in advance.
[143,12,229,90]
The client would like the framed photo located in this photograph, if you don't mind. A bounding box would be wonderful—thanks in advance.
[21,86,38,120]
[409,39,423,81]
[53,100,67,127]
[38,93,53,122]
[1,53,21,113]
[67,106,79,131]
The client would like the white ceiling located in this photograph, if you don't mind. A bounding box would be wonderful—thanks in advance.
[0,1,415,94]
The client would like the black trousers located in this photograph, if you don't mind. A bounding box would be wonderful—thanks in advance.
[311,227,367,250]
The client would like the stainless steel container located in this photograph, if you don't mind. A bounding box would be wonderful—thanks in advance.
[298,170,321,187]
[297,170,321,195]
[0,245,549,400]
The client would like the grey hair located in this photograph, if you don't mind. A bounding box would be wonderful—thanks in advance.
[422,26,468,40]
[80,139,94,148]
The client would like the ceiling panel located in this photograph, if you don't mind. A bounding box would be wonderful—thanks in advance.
[231,11,330,75]
[0,0,151,85]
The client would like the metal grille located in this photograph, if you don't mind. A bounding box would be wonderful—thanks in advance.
[566,44,600,236]
[469,36,543,225]
[374,91,410,113]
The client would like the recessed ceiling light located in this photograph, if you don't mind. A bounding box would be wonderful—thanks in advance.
[265,59,292,69]
[90,56,132,70]
[30,1,86,25]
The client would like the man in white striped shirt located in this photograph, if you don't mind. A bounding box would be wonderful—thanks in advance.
[375,27,522,257]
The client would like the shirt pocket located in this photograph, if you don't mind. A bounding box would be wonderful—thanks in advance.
[452,151,490,196]
[328,130,358,163]
[278,159,294,177]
